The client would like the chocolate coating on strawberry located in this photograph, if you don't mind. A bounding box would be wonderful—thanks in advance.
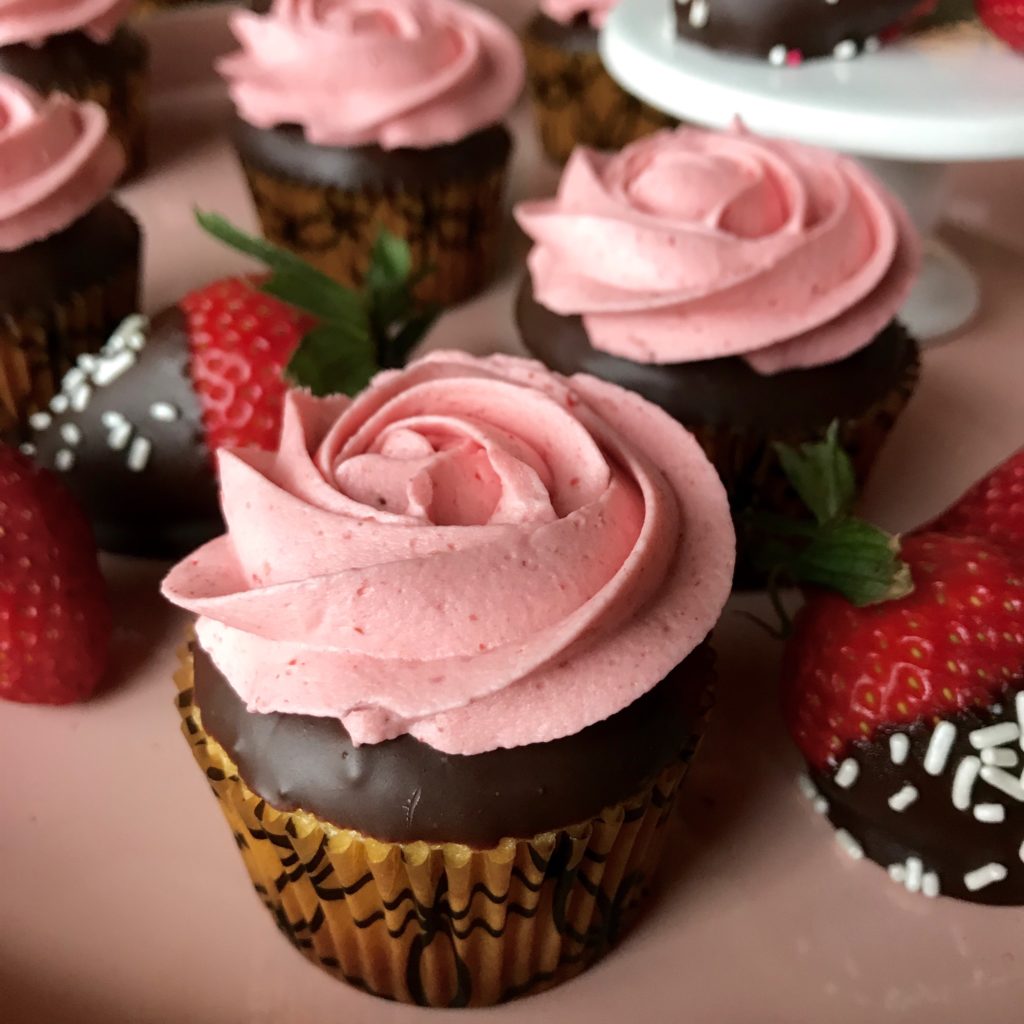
[29,311,221,560]
[674,0,925,62]
[802,690,1024,904]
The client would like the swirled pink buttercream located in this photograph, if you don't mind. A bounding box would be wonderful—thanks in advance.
[163,351,734,755]
[0,75,124,252]
[219,0,525,149]
[516,125,920,375]
[539,0,617,28]
[0,0,133,46]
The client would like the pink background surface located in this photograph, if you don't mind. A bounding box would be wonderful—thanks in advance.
[2,3,1024,1021]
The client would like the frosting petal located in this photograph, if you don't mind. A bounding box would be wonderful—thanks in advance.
[0,0,133,46]
[515,125,921,374]
[0,75,124,251]
[539,0,618,28]
[163,352,735,755]
[219,0,525,150]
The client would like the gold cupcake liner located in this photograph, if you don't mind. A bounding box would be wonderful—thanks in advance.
[523,29,676,165]
[0,264,139,438]
[175,646,707,1007]
[240,160,509,308]
[68,69,149,181]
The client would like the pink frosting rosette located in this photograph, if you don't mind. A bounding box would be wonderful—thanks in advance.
[163,352,734,756]
[0,0,133,46]
[0,75,124,252]
[219,0,525,150]
[516,125,920,375]
[539,0,618,28]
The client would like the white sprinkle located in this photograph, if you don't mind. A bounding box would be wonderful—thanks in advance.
[922,872,940,899]
[28,411,51,431]
[1016,692,1024,748]
[952,756,981,810]
[101,410,126,430]
[126,436,152,473]
[19,443,36,457]
[688,0,709,27]
[149,401,180,423]
[93,350,136,387]
[835,829,863,860]
[924,721,957,776]
[78,353,98,373]
[993,705,1004,714]
[107,421,132,451]
[890,733,910,765]
[980,765,1024,802]
[768,44,788,66]
[54,449,75,472]
[125,329,146,351]
[888,863,907,883]
[106,315,149,356]
[888,785,919,812]
[973,803,1006,823]
[981,747,1018,768]
[864,35,881,53]
[797,774,818,801]
[812,796,829,816]
[964,863,1008,892]
[1019,840,1024,864]
[69,383,92,412]
[905,857,924,894]
[833,39,857,60]
[834,758,859,789]
[60,423,82,447]
[61,367,86,394]
[970,722,1020,749]
[50,394,69,414]
[825,0,839,5]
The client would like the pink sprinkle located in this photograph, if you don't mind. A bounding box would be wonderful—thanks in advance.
[786,49,804,66]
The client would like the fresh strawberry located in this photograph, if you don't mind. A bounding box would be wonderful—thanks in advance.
[181,276,316,453]
[924,447,1024,550]
[783,532,1024,767]
[976,0,1024,50]
[0,445,111,704]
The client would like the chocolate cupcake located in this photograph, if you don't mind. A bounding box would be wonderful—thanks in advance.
[219,0,525,307]
[524,2,674,164]
[0,2,148,179]
[515,125,921,548]
[162,351,735,1007]
[674,0,924,64]
[0,76,140,440]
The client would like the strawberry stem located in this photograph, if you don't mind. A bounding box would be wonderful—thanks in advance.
[195,210,439,397]
[746,422,914,608]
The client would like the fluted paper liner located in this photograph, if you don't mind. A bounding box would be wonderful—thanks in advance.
[175,646,708,1007]
[523,28,675,165]
[0,263,139,438]
[240,159,508,308]
[72,70,149,181]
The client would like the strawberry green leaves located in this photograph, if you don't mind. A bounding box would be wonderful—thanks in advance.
[196,211,438,397]
[748,422,913,608]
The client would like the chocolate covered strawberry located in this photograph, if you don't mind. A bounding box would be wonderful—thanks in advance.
[757,434,1024,904]
[29,216,436,559]
[0,445,111,705]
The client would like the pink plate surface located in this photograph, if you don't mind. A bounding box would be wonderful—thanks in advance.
[2,4,1024,1022]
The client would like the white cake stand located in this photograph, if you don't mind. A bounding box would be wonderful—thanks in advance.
[600,4,1024,340]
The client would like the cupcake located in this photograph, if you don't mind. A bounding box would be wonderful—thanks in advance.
[218,0,525,308]
[785,448,1024,904]
[674,0,926,64]
[523,1,675,164]
[0,76,140,440]
[515,124,921,536]
[162,350,735,1007]
[0,1,148,179]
